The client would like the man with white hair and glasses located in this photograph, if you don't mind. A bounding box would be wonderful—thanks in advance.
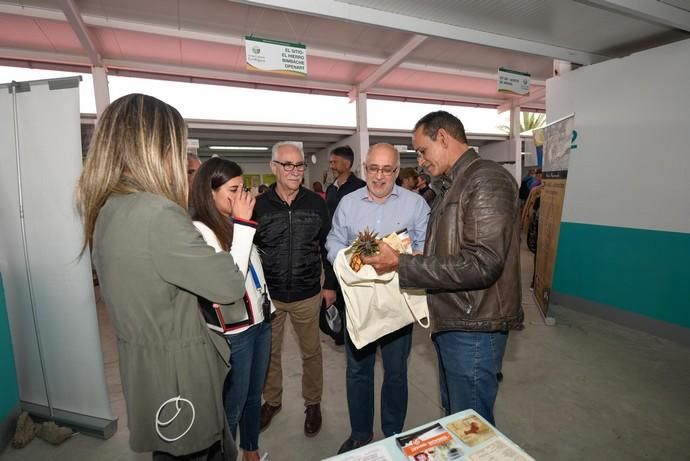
[253,141,337,438]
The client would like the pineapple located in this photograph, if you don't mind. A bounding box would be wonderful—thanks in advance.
[348,227,380,271]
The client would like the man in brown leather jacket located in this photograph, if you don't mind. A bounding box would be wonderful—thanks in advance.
[363,111,523,426]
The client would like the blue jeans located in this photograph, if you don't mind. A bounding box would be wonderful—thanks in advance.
[223,322,271,451]
[433,330,508,426]
[346,324,413,441]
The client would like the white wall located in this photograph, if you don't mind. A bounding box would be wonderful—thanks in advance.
[238,160,272,178]
[547,38,690,234]
[478,140,511,163]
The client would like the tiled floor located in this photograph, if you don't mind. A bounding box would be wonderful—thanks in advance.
[2,244,690,460]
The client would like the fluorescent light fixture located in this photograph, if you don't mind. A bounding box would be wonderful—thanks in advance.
[208,146,269,151]
[394,145,418,154]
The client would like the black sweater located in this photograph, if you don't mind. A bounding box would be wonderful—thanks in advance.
[253,185,337,303]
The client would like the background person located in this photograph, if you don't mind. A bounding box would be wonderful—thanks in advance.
[398,167,419,191]
[76,94,245,460]
[187,152,202,184]
[416,172,436,207]
[325,145,366,219]
[519,168,536,206]
[530,168,543,190]
[189,158,274,461]
[313,181,326,199]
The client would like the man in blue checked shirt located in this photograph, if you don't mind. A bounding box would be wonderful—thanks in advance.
[326,143,430,455]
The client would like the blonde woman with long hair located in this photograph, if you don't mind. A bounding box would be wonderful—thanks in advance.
[76,94,247,460]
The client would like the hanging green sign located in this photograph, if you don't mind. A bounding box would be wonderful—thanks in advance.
[245,36,307,77]
[498,67,530,95]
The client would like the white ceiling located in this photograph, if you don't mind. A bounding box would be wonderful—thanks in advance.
[332,0,686,57]
[3,0,689,152]
[238,0,689,62]
[2,0,687,105]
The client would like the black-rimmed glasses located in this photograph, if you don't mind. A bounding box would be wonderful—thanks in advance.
[272,160,307,172]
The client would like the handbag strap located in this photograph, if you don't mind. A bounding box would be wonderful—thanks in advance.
[401,290,430,329]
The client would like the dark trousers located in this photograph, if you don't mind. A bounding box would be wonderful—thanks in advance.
[346,324,413,441]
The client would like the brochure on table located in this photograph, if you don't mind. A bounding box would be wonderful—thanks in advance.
[323,409,534,461]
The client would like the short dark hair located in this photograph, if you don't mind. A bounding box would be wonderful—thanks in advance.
[330,145,355,166]
[414,111,467,144]
[399,167,419,181]
[189,157,243,251]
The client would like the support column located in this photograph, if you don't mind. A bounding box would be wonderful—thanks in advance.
[354,91,370,177]
[553,59,573,77]
[92,66,110,118]
[510,105,522,183]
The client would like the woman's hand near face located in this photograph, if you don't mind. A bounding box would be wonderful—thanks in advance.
[230,187,255,221]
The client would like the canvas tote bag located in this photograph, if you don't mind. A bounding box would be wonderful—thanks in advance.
[334,248,429,349]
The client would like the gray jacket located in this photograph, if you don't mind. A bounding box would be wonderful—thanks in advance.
[93,192,245,456]
[399,149,524,333]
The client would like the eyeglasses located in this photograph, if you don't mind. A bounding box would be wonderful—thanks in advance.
[272,160,307,172]
[365,165,398,176]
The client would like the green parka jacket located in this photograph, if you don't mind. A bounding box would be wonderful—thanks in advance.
[92,192,245,456]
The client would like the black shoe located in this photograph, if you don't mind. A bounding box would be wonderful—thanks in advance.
[337,436,373,454]
[497,371,504,383]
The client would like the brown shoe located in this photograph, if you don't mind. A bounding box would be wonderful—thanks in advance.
[259,403,281,431]
[304,404,321,437]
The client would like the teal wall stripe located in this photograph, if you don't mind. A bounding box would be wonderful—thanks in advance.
[0,275,20,419]
[553,223,690,329]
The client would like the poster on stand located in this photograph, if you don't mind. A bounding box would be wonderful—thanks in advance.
[542,115,574,179]
[533,114,575,317]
